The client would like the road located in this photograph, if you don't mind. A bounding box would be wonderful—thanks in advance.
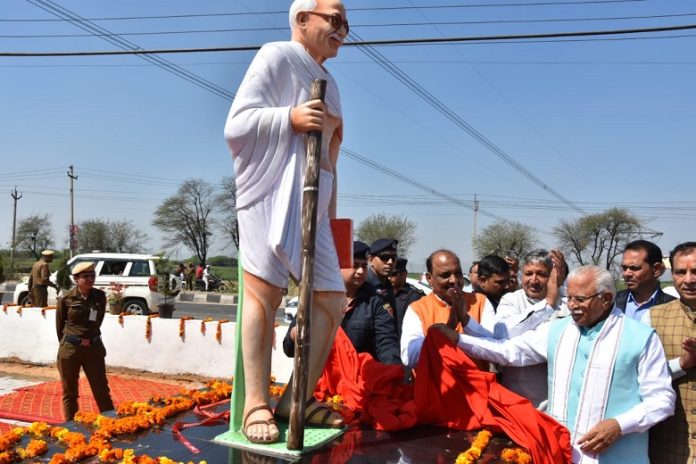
[1,291,288,325]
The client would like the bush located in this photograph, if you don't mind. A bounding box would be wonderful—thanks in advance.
[207,255,238,267]
[0,255,5,283]
[55,254,73,290]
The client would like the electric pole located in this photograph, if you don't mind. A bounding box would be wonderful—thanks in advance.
[472,194,479,257]
[10,186,22,275]
[67,165,78,258]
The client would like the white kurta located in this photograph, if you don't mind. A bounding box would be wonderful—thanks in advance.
[225,41,343,291]
[492,288,570,408]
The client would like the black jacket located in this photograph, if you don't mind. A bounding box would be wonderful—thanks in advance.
[366,265,397,311]
[283,283,401,365]
[614,286,676,311]
[393,283,425,339]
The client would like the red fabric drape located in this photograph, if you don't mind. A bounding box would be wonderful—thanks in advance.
[315,327,571,464]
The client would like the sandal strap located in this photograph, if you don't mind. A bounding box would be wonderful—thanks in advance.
[244,404,274,427]
[306,404,333,425]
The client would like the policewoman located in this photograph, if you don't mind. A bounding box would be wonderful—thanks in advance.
[55,261,114,420]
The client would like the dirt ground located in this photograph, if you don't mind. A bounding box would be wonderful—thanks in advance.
[0,358,210,389]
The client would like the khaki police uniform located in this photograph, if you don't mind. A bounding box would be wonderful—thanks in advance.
[30,256,53,307]
[56,286,114,420]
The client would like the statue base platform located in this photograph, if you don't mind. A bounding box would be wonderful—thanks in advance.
[214,422,344,459]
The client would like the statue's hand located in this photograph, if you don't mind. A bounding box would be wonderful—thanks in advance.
[290,99,325,133]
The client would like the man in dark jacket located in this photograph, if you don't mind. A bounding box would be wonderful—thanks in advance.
[366,238,398,310]
[389,258,425,338]
[615,240,675,320]
[284,241,401,364]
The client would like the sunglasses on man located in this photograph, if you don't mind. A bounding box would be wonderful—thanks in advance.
[305,11,349,35]
[376,253,397,263]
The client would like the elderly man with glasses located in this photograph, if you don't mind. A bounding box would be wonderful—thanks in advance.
[434,265,675,463]
[224,0,349,444]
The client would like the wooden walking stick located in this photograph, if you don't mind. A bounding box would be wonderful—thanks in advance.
[287,78,327,450]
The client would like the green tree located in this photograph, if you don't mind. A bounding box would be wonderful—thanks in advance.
[356,213,417,257]
[473,220,536,259]
[15,214,54,259]
[153,179,216,265]
[76,219,148,253]
[553,207,646,270]
[217,176,239,252]
[55,253,73,290]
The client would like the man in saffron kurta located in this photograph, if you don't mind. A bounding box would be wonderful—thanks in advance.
[401,250,554,371]
[224,0,350,443]
[454,265,675,464]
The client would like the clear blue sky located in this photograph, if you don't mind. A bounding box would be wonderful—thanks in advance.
[2,0,695,270]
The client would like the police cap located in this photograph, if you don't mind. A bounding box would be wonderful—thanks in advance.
[394,258,408,272]
[72,262,96,276]
[353,241,369,260]
[369,238,398,255]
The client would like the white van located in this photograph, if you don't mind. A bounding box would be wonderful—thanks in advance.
[13,253,182,315]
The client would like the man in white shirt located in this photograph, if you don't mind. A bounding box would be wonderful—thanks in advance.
[489,249,569,408]
[434,265,675,464]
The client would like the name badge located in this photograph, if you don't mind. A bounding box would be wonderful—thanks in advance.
[89,308,98,321]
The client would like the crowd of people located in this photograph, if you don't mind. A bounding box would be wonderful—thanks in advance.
[280,237,695,463]
[220,0,696,460]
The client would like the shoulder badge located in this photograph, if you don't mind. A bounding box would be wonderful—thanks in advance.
[383,303,394,318]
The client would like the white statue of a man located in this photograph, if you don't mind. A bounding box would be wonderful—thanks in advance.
[224,0,349,444]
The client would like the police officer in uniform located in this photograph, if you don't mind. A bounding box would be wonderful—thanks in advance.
[366,238,398,312]
[56,262,114,420]
[389,258,425,338]
[284,241,401,365]
[29,250,59,307]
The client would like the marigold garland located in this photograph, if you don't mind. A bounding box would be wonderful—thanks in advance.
[179,317,194,339]
[118,313,124,326]
[500,447,533,464]
[2,305,7,314]
[216,320,229,344]
[455,430,492,464]
[200,318,213,335]
[16,307,22,316]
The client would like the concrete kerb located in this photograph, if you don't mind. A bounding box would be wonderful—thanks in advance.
[176,291,237,305]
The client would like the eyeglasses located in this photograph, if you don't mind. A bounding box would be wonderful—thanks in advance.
[376,253,397,263]
[566,292,602,304]
[305,11,349,34]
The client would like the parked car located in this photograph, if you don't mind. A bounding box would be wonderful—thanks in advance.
[13,253,182,315]
[407,277,432,295]
[283,296,299,322]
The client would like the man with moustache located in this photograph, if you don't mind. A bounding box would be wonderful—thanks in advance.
[450,265,675,463]
[615,240,674,320]
[224,0,350,443]
[489,249,569,408]
[389,258,425,338]
[643,242,696,463]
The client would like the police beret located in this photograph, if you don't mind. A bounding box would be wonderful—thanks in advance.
[353,241,369,260]
[41,250,54,256]
[369,238,398,255]
[394,258,408,272]
[72,261,96,275]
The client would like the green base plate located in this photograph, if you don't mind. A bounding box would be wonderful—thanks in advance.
[214,422,344,459]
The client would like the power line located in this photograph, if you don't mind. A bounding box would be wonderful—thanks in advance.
[8,12,696,39]
[2,1,649,22]
[5,22,696,56]
[349,30,586,214]
[23,0,235,100]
